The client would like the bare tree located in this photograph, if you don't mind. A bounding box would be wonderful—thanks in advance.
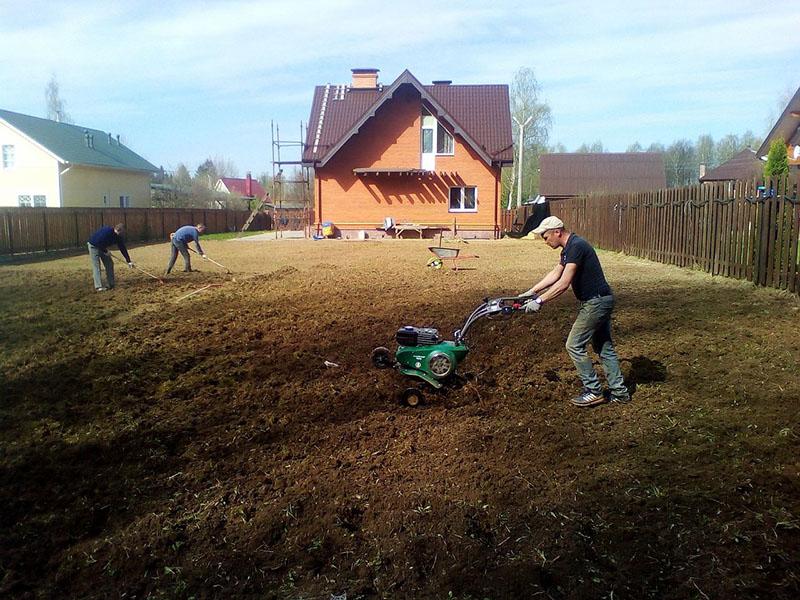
[576,141,605,153]
[695,134,716,170]
[503,67,552,208]
[212,155,239,179]
[45,74,72,123]
[665,139,697,187]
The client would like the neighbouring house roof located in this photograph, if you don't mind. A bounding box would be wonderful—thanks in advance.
[757,85,800,158]
[217,177,267,198]
[0,109,158,173]
[699,148,763,182]
[302,69,514,167]
[539,153,666,198]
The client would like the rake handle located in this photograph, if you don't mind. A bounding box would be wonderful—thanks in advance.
[108,252,164,282]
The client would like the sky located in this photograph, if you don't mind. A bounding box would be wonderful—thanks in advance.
[1,0,798,177]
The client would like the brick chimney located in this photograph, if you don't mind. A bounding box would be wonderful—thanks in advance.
[351,68,379,89]
[245,172,253,197]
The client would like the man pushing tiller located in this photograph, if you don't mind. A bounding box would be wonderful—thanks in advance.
[519,216,631,408]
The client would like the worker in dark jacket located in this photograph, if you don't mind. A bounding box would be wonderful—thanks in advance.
[165,223,206,274]
[87,223,133,291]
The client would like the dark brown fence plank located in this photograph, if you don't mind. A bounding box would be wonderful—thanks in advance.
[550,176,798,296]
[0,207,258,256]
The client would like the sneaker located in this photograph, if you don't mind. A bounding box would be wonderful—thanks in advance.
[570,389,606,407]
[610,391,631,404]
[95,287,107,292]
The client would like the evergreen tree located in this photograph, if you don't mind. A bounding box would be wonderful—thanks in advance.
[763,138,789,180]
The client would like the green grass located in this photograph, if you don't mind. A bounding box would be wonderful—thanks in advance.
[203,230,270,241]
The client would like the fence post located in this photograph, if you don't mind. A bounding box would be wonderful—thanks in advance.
[42,209,49,253]
[4,211,12,254]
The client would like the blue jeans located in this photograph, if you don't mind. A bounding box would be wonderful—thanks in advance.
[565,295,626,397]
[166,239,191,273]
[88,243,114,289]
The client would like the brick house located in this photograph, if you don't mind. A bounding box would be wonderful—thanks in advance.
[301,69,513,238]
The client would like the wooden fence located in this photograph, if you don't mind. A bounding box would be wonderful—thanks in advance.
[542,175,800,294]
[0,207,270,256]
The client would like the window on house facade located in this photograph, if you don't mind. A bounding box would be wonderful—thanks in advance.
[33,195,46,207]
[421,110,454,156]
[449,186,477,212]
[18,194,32,207]
[422,128,434,153]
[2,145,14,168]
[119,195,131,208]
[436,122,453,154]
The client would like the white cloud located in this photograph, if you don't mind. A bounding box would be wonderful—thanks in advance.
[1,0,798,168]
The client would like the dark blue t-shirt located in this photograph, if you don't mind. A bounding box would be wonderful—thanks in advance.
[88,226,131,262]
[560,234,612,301]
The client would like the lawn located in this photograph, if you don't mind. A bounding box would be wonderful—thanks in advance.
[1,237,798,599]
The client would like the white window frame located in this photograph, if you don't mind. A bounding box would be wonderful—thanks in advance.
[448,186,478,213]
[33,195,46,207]
[421,109,454,157]
[18,194,32,207]
[436,121,454,155]
[2,144,14,168]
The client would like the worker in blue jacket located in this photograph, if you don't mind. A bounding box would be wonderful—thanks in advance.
[165,223,206,274]
[87,223,133,291]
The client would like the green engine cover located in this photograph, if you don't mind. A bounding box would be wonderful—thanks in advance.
[396,341,469,388]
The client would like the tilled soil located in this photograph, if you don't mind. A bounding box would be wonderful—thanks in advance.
[1,238,798,599]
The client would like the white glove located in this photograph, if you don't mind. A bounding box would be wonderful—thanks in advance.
[201,254,207,259]
[524,297,543,313]
[127,262,134,269]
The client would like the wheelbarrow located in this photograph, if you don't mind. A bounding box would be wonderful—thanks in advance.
[426,246,479,271]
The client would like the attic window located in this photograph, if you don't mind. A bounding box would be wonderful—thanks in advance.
[421,109,454,156]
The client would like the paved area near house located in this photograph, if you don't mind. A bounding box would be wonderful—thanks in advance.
[229,230,306,241]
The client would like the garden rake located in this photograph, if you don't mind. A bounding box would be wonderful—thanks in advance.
[188,247,233,274]
[109,252,164,283]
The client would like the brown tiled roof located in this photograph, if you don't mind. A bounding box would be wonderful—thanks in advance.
[539,153,666,198]
[302,69,513,166]
[757,84,800,158]
[699,149,763,182]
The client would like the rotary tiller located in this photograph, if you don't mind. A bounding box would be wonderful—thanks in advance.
[371,295,532,406]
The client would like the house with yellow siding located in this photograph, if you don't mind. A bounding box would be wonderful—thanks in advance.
[0,109,157,208]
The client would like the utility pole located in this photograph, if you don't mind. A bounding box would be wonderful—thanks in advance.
[513,115,532,210]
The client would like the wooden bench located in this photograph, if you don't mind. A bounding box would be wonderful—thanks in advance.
[394,224,442,239]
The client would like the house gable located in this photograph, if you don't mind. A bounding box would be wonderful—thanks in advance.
[303,69,513,169]
[1,109,156,208]
[757,85,800,166]
[0,109,158,174]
